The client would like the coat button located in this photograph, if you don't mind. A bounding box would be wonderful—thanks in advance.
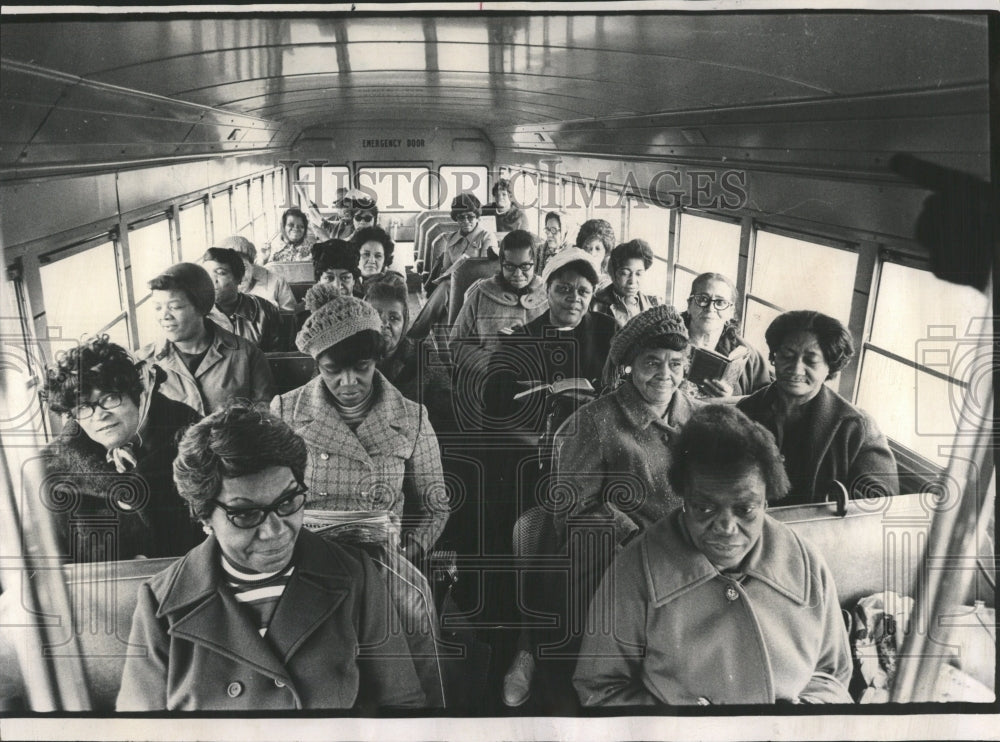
[274,679,286,688]
[320,452,330,461]
[725,585,739,602]
[226,681,243,698]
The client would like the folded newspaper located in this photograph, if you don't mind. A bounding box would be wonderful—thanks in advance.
[302,509,400,550]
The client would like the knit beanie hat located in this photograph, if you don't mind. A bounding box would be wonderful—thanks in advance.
[296,294,384,358]
[154,262,215,316]
[541,245,601,285]
[602,304,689,387]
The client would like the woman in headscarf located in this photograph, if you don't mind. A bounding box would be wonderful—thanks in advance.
[39,335,202,562]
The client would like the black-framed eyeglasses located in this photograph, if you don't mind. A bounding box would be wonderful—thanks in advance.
[211,488,308,529]
[454,213,478,223]
[688,293,733,311]
[354,214,375,223]
[501,261,535,274]
[544,227,561,235]
[70,392,124,420]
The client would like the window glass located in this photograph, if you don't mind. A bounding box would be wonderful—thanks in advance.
[855,351,961,467]
[134,295,160,349]
[40,240,121,342]
[870,262,988,359]
[515,171,541,235]
[211,190,232,242]
[674,213,741,308]
[263,172,277,237]
[743,230,856,377]
[440,165,488,207]
[128,219,173,294]
[749,229,857,321]
[357,167,430,212]
[591,189,622,241]
[294,165,350,212]
[627,198,672,303]
[249,177,265,246]
[856,261,990,467]
[234,182,251,237]
[742,297,783,366]
[178,201,208,262]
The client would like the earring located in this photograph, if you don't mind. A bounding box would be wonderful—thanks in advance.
[680,501,687,513]
[624,366,632,375]
[202,523,214,536]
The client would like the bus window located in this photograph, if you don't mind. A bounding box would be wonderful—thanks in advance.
[591,188,623,243]
[262,172,278,237]
[672,212,740,309]
[294,165,349,213]
[357,166,430,212]
[440,165,488,207]
[510,170,541,234]
[855,261,991,467]
[39,238,127,348]
[744,229,858,386]
[178,200,209,262]
[626,197,672,302]
[128,217,173,348]
[249,177,266,247]
[357,166,429,267]
[233,182,251,238]
[211,189,232,243]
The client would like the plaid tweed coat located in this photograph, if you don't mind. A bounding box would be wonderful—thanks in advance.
[271,372,448,555]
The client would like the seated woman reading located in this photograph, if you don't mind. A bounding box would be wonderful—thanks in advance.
[574,404,854,705]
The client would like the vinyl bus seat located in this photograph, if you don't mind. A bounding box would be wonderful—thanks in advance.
[265,351,316,394]
[448,257,499,325]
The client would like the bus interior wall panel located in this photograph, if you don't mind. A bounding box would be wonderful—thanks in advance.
[1,155,287,252]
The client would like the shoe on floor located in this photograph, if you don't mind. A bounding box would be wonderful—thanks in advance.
[502,649,535,707]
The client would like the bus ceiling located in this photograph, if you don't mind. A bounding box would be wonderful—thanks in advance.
[0,13,989,183]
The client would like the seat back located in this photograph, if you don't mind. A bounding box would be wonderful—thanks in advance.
[448,257,499,324]
[771,492,935,608]
[413,212,452,269]
[289,281,312,302]
[266,351,316,394]
[267,261,314,283]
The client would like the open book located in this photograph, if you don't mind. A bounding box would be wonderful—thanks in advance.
[687,344,750,388]
[512,377,595,400]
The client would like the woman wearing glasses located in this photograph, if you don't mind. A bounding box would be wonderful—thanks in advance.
[116,402,426,710]
[448,230,548,373]
[39,335,202,562]
[682,272,772,397]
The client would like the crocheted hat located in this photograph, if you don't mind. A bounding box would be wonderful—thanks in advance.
[541,245,600,285]
[154,262,215,316]
[296,294,383,358]
[602,304,689,387]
